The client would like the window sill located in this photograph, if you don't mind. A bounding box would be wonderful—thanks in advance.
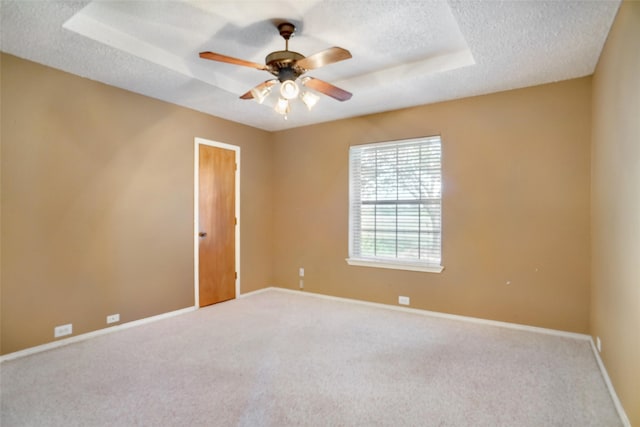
[345,258,444,273]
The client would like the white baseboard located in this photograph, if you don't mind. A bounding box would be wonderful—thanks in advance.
[238,287,274,298]
[1,288,273,363]
[0,287,272,363]
[0,306,196,363]
[588,338,632,426]
[266,286,591,340]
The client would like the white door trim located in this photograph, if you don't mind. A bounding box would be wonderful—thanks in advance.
[194,137,241,308]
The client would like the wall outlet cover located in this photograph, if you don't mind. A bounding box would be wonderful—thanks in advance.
[54,323,73,338]
[107,314,120,324]
[398,296,410,305]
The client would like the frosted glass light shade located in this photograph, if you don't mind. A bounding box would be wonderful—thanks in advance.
[250,86,271,104]
[300,91,320,110]
[274,97,290,115]
[280,80,299,100]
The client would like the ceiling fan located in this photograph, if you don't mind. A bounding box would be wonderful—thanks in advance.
[199,22,352,116]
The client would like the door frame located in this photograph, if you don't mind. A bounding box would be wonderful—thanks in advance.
[193,137,240,308]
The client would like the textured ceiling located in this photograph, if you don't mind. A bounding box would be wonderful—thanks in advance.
[0,1,620,131]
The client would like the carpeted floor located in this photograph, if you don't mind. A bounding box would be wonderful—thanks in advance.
[0,289,622,426]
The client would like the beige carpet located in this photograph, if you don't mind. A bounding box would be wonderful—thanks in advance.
[1,289,622,426]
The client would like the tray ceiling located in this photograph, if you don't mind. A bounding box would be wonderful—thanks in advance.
[0,1,620,131]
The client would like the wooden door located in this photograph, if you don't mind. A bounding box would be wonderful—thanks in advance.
[198,144,236,307]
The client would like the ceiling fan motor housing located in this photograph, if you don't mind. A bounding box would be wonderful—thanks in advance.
[265,50,306,81]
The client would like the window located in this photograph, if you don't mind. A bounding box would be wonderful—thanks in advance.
[347,136,443,273]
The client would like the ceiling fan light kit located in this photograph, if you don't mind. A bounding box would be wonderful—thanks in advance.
[199,21,352,119]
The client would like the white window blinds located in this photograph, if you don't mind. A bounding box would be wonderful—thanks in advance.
[349,136,442,269]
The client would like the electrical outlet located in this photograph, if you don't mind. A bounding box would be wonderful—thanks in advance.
[54,324,73,338]
[299,267,305,277]
[299,279,304,289]
[107,314,120,324]
[596,336,602,352]
[398,296,410,306]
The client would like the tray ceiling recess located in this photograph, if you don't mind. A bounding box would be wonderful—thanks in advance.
[1,0,621,131]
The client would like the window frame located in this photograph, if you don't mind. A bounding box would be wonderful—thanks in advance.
[346,136,444,273]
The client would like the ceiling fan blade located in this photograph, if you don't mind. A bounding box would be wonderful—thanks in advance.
[303,77,352,102]
[296,47,352,71]
[239,79,278,100]
[199,51,267,70]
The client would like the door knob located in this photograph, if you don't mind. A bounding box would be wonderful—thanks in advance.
[199,232,207,237]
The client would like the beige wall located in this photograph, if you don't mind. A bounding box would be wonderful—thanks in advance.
[0,52,598,371]
[591,1,640,425]
[0,54,274,355]
[272,77,592,334]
